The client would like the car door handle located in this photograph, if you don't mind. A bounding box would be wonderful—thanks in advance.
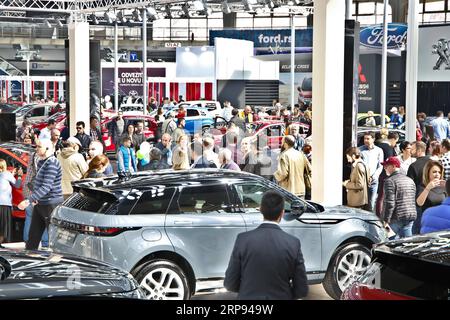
[173,220,193,225]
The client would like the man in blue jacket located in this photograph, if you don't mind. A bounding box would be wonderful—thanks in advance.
[421,179,450,234]
[19,139,63,250]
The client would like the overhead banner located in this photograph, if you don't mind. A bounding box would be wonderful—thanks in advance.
[101,67,166,96]
[418,25,450,82]
[360,23,407,49]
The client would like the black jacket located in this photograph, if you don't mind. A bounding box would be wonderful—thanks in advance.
[224,223,308,300]
[407,155,431,189]
[74,132,92,154]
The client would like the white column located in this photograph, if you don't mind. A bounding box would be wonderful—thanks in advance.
[312,0,346,205]
[68,21,90,136]
[143,9,148,114]
[405,0,419,142]
[380,0,389,127]
[290,14,296,109]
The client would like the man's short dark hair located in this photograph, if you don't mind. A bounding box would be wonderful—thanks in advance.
[231,108,239,116]
[76,121,85,128]
[47,119,56,126]
[260,191,285,221]
[363,131,375,140]
[122,136,132,144]
[150,148,162,161]
[387,132,399,140]
[191,141,203,156]
[437,111,444,117]
[90,116,98,122]
[283,135,295,148]
[412,140,427,153]
[442,139,450,151]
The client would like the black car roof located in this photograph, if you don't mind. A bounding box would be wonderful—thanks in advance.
[375,232,450,267]
[72,169,263,192]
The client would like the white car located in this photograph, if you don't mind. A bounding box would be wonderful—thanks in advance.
[16,103,62,127]
[176,100,222,118]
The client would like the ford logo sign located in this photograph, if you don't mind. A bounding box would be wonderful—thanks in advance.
[360,23,408,49]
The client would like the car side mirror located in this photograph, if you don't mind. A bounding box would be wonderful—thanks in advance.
[291,200,306,216]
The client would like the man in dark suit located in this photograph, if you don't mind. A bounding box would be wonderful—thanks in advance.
[224,191,308,300]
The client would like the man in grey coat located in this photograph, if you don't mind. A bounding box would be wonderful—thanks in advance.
[381,157,417,239]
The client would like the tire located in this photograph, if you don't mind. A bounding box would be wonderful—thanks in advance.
[132,260,191,300]
[322,242,371,300]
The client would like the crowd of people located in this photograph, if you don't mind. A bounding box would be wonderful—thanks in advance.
[344,110,450,239]
[0,100,314,248]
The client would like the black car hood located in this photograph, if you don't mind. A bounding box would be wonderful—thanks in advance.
[0,249,139,299]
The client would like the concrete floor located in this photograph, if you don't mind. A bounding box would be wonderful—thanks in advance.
[192,284,332,300]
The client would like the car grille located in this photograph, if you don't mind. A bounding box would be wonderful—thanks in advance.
[384,232,450,264]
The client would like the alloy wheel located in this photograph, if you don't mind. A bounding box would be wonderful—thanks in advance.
[139,267,185,300]
[336,249,371,291]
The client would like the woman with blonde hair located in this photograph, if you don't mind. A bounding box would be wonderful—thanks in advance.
[0,159,23,245]
[82,154,110,178]
[172,134,190,170]
[416,160,447,233]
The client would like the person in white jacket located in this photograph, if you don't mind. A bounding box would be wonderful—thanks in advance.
[57,137,88,197]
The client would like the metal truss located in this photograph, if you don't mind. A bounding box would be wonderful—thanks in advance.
[0,0,314,13]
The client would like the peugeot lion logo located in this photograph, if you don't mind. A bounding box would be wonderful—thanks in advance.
[432,39,450,70]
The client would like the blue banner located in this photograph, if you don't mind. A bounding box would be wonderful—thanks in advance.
[209,28,313,50]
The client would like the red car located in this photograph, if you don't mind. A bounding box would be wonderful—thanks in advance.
[32,111,66,132]
[0,142,33,219]
[212,118,310,150]
[101,114,158,153]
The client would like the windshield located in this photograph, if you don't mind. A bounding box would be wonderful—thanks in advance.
[14,105,34,117]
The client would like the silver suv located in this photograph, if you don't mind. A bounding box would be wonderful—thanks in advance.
[49,170,387,300]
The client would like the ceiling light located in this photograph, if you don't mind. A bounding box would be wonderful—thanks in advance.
[181,3,192,18]
[222,1,232,14]
[165,5,173,19]
[44,19,52,28]
[242,0,254,12]
[132,9,142,22]
[117,11,127,23]
[193,0,205,11]
[90,13,99,24]
[146,7,158,20]
[104,11,116,24]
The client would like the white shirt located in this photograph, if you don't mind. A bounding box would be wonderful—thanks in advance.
[262,220,279,226]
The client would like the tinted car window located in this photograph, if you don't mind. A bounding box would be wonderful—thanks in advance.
[129,188,175,215]
[187,109,200,117]
[176,184,231,214]
[233,183,291,212]
[30,107,45,117]
[63,189,118,214]
[205,103,216,111]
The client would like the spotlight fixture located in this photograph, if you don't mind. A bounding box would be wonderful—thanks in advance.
[146,7,158,20]
[117,11,127,23]
[43,19,52,28]
[164,5,173,19]
[104,11,116,24]
[242,0,255,12]
[90,13,99,24]
[193,0,205,11]
[266,0,275,9]
[197,0,211,16]
[132,8,142,22]
[222,1,232,14]
[53,18,63,27]
[181,3,192,18]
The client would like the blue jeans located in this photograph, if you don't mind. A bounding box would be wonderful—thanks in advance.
[390,220,414,240]
[23,204,48,247]
[412,206,423,235]
[366,180,379,213]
